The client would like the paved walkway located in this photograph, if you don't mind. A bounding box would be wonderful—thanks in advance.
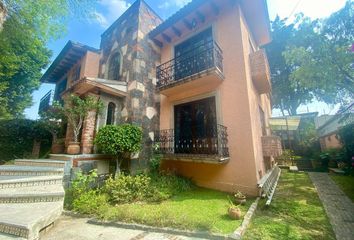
[309,172,354,240]
[40,216,208,240]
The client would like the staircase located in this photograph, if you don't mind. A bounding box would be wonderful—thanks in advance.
[296,159,313,171]
[0,159,67,240]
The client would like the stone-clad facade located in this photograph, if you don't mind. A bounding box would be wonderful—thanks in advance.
[40,0,162,171]
[98,0,162,169]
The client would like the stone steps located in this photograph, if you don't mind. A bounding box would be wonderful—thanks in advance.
[0,166,64,176]
[0,202,63,240]
[0,159,66,239]
[14,160,66,168]
[0,175,63,189]
[0,232,26,239]
[0,185,64,204]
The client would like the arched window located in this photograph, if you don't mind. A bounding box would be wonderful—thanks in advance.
[108,52,120,80]
[106,102,116,125]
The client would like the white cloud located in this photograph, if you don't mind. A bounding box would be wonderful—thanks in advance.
[158,0,191,10]
[96,0,131,28]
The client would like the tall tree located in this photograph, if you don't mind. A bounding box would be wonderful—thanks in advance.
[265,15,317,115]
[0,0,97,119]
[284,0,354,106]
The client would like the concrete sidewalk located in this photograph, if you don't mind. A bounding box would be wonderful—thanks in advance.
[309,172,354,240]
[41,216,208,240]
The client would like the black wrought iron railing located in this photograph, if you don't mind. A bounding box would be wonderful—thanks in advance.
[154,124,229,158]
[38,90,53,114]
[156,40,223,88]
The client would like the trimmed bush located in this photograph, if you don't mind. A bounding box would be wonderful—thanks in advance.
[94,124,143,174]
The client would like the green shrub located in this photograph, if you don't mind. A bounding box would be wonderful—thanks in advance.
[72,190,109,215]
[150,172,193,197]
[71,170,98,197]
[103,174,155,203]
[94,124,143,174]
[149,152,162,173]
[95,124,143,155]
[102,172,194,204]
[319,148,346,168]
[338,123,354,162]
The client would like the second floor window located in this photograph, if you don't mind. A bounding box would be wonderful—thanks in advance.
[108,52,120,80]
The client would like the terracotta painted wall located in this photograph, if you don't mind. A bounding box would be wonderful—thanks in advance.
[81,51,100,79]
[159,3,271,196]
[320,133,342,150]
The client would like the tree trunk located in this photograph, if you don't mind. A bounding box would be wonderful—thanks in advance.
[115,159,121,178]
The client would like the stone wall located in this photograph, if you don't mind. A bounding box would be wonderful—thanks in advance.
[98,0,162,171]
[96,92,124,129]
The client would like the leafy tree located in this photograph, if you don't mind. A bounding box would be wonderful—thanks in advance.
[0,119,51,162]
[265,15,317,115]
[57,94,102,143]
[284,1,354,106]
[0,0,97,119]
[95,124,143,176]
[39,102,66,143]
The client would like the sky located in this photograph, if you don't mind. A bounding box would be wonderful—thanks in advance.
[24,0,348,119]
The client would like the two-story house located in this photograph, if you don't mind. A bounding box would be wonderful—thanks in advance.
[39,0,281,195]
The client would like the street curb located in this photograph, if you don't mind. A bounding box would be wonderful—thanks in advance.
[229,197,260,239]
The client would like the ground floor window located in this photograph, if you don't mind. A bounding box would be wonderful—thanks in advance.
[174,96,217,154]
[106,102,116,125]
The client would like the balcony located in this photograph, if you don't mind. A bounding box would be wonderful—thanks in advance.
[154,124,229,164]
[156,40,224,96]
[38,90,53,114]
[250,49,271,94]
[262,136,282,157]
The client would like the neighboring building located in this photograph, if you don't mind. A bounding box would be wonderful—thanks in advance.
[39,0,281,195]
[315,104,354,150]
[270,112,318,150]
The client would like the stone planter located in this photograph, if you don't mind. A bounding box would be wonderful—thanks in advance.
[67,142,81,155]
[51,141,65,154]
[228,206,242,220]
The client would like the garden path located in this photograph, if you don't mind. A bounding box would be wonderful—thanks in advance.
[41,216,208,240]
[309,172,354,240]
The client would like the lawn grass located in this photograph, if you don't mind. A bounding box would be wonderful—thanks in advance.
[96,187,252,234]
[330,175,354,202]
[243,171,335,240]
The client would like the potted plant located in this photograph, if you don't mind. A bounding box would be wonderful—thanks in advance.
[51,138,65,154]
[94,124,143,176]
[228,201,242,220]
[234,190,246,205]
[57,94,102,155]
[39,102,66,154]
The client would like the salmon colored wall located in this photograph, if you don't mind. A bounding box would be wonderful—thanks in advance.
[82,51,100,79]
[159,3,270,196]
[66,51,100,88]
